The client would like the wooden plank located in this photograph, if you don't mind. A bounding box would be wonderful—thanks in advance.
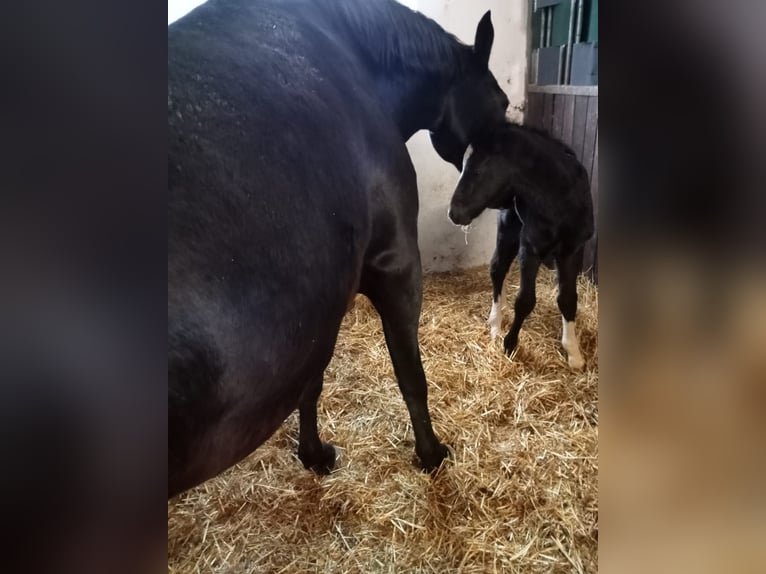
[581,96,598,180]
[525,92,544,128]
[590,127,599,214]
[528,84,598,96]
[543,93,554,133]
[561,94,575,147]
[551,94,564,140]
[583,234,598,282]
[537,95,545,129]
[572,95,589,162]
[582,127,599,281]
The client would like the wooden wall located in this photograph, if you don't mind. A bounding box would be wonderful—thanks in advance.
[525,85,599,282]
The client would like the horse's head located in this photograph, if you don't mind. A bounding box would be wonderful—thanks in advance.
[430,11,509,170]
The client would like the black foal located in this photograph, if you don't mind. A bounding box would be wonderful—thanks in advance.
[448,122,594,369]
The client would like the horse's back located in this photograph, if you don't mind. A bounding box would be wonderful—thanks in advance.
[170,1,374,314]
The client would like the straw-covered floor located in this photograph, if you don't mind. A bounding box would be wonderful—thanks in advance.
[168,264,598,573]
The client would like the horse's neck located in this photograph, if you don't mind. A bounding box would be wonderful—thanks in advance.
[316,0,467,140]
[374,72,451,140]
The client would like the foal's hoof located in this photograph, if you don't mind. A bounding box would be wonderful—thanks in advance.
[488,316,502,340]
[417,442,452,473]
[503,334,518,356]
[567,353,585,370]
[299,442,337,475]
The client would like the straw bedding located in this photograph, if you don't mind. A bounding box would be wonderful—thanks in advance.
[168,264,599,573]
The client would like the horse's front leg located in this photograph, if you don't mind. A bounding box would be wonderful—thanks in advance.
[362,260,450,472]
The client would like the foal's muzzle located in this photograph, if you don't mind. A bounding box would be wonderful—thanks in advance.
[448,203,472,226]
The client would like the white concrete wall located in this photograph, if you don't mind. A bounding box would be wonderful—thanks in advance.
[408,0,529,272]
[169,1,530,271]
[168,0,205,24]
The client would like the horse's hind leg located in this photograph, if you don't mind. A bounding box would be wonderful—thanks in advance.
[362,264,450,472]
[503,241,542,356]
[488,210,521,339]
[556,246,586,370]
[297,374,336,474]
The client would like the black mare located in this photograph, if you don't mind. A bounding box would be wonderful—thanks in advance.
[448,122,594,369]
[169,0,509,497]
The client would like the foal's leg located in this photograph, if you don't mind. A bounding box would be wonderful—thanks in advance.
[297,374,336,474]
[363,264,450,472]
[503,242,542,356]
[488,210,521,339]
[556,247,586,369]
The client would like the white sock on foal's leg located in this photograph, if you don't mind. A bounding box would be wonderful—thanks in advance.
[488,290,504,339]
[561,315,585,369]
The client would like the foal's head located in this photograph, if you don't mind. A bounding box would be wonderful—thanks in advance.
[429,11,509,170]
[447,132,511,226]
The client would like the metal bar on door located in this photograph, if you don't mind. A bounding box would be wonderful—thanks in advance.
[575,0,585,43]
[564,0,576,84]
[545,7,553,46]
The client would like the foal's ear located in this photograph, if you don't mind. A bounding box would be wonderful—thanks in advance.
[474,11,494,69]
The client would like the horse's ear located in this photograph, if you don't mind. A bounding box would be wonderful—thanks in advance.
[474,11,494,69]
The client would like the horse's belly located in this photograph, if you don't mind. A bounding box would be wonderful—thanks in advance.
[168,291,347,498]
[168,382,298,497]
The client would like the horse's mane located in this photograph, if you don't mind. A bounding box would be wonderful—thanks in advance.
[323,0,470,77]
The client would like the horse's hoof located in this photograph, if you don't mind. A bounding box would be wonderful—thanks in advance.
[299,442,337,475]
[417,442,452,473]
